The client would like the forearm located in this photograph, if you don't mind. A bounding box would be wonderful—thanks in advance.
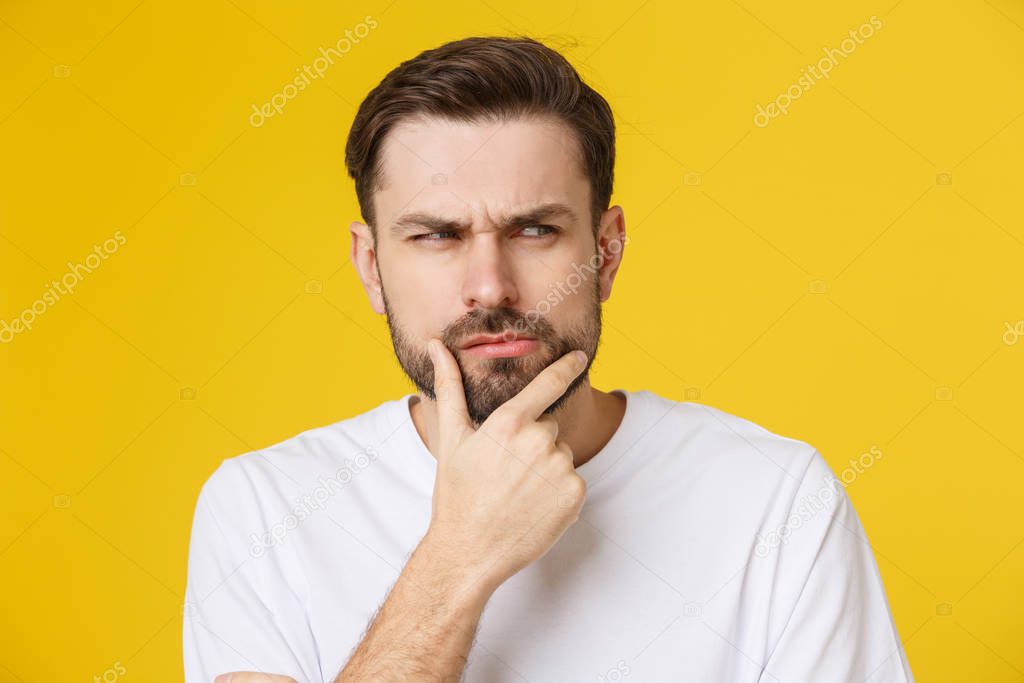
[333,532,498,682]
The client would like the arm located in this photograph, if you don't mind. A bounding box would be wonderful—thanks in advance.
[333,530,497,681]
[758,451,915,682]
[184,461,323,683]
[217,343,589,682]
[332,341,590,682]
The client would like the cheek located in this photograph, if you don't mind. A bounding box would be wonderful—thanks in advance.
[386,267,459,335]
[525,277,592,326]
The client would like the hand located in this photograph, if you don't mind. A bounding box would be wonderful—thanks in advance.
[424,339,589,594]
[214,673,297,683]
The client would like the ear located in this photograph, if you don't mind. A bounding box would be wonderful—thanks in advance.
[350,221,385,314]
[595,206,626,303]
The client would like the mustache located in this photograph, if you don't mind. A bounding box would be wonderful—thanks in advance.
[441,307,554,348]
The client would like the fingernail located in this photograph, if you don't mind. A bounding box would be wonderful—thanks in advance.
[215,676,230,683]
[573,350,587,365]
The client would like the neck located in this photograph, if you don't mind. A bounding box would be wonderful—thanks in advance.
[409,381,626,469]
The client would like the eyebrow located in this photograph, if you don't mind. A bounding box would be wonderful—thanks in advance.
[389,202,579,236]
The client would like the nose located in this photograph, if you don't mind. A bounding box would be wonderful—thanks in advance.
[460,232,519,310]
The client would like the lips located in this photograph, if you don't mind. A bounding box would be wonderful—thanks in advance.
[460,333,536,349]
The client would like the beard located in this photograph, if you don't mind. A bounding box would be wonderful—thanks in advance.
[381,278,602,427]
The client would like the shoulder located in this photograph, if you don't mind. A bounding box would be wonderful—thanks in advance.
[195,397,400,518]
[634,390,821,481]
[615,391,842,531]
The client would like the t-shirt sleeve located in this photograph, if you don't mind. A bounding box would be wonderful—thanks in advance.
[758,451,915,682]
[183,460,323,683]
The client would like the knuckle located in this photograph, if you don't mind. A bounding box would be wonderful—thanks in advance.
[568,476,587,503]
[557,476,587,509]
[516,426,552,455]
[538,414,559,437]
[524,422,552,440]
[503,411,525,433]
[544,373,567,394]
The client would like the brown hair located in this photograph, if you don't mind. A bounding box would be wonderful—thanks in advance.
[344,36,616,237]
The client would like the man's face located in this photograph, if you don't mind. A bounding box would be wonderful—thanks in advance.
[359,115,621,426]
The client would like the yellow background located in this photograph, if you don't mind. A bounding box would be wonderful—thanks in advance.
[1,1,1022,680]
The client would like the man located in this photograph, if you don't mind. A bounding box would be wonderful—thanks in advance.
[184,36,914,682]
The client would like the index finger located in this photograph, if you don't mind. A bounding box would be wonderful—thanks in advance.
[493,349,588,423]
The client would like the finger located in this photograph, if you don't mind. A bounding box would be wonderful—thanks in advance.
[536,413,559,440]
[214,673,298,683]
[495,350,588,423]
[428,339,472,439]
[553,438,574,465]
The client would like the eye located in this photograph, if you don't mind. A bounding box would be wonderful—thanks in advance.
[411,226,558,241]
[519,225,558,237]
[411,230,459,241]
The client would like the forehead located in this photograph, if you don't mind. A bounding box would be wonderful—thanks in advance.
[373,115,589,230]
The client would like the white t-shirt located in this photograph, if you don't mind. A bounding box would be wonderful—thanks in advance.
[183,389,914,682]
